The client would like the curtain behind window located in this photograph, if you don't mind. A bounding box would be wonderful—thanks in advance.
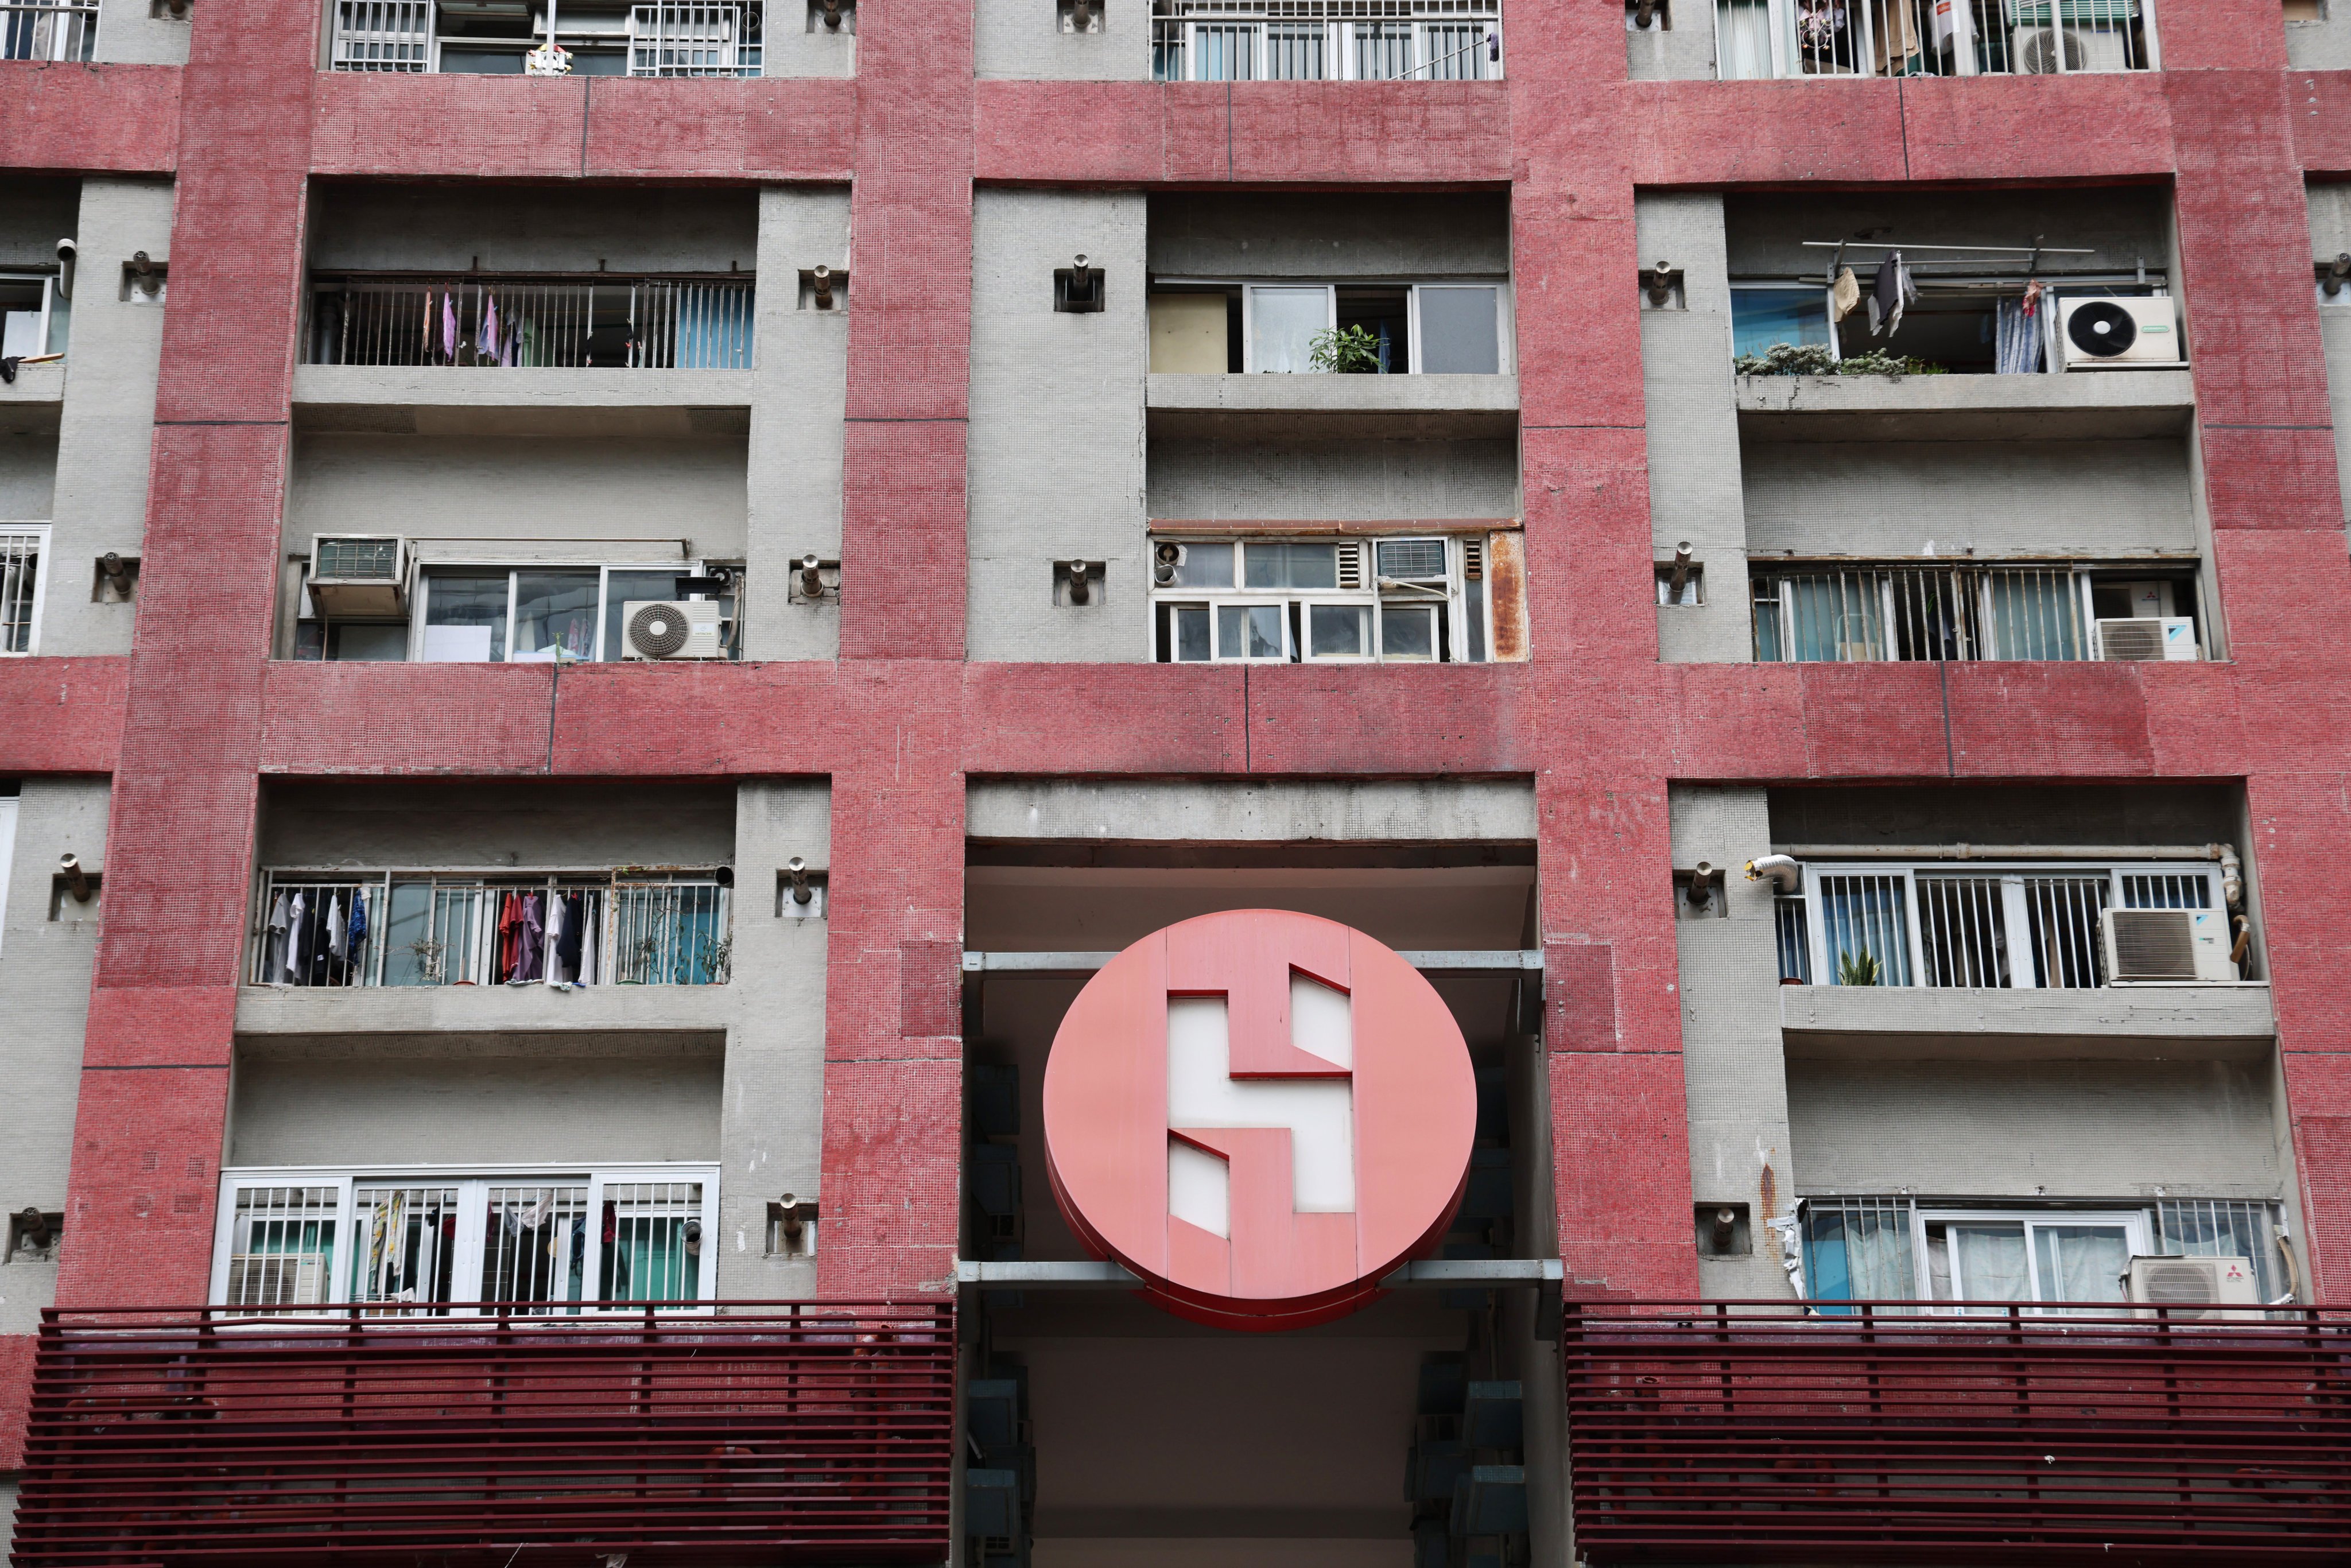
[1716,0,1778,77]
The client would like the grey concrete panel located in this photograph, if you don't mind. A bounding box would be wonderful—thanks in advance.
[969,191,1148,662]
[1147,436,1519,521]
[1740,436,2197,558]
[42,177,173,659]
[1148,372,1519,416]
[1766,782,2245,848]
[292,366,757,416]
[1736,367,2197,438]
[746,186,850,661]
[308,185,759,274]
[767,3,859,76]
[227,1045,725,1167]
[0,364,63,422]
[716,779,829,1298]
[1639,192,1753,662]
[1725,188,2173,280]
[1669,786,1800,1299]
[1780,984,2276,1050]
[2322,308,2351,529]
[968,779,1538,843]
[1625,12,1716,79]
[1786,1054,2283,1200]
[2287,14,2351,68]
[235,984,740,1035]
[94,0,189,63]
[1149,193,1512,280]
[0,433,55,518]
[285,433,748,562]
[2311,183,2351,259]
[976,0,1151,79]
[0,777,110,1337]
[258,779,738,869]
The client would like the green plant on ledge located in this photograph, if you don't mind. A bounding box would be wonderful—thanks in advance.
[1733,341,1947,378]
[1309,323,1383,374]
[1837,949,1886,987]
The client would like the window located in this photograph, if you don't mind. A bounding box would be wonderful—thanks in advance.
[0,0,95,63]
[1153,535,1489,665]
[1750,565,2195,665]
[0,273,68,360]
[1,527,49,656]
[1712,0,2154,80]
[1803,1197,2284,1311]
[253,869,732,988]
[1152,3,1499,81]
[1733,271,2172,374]
[300,563,738,663]
[210,1165,719,1313]
[1152,283,1507,374]
[1780,857,2234,989]
[331,0,766,75]
[304,276,754,369]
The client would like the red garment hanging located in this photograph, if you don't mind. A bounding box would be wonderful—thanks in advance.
[496,892,523,981]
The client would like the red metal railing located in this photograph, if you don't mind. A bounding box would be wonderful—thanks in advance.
[11,1301,954,1567]
[1562,1299,2351,1565]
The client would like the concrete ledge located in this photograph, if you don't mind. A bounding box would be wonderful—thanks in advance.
[954,1257,1562,1289]
[1780,981,2275,1059]
[1736,368,2195,441]
[235,981,738,1036]
[292,365,756,438]
[1147,372,1518,438]
[0,360,65,429]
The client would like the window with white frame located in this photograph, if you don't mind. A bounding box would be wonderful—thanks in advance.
[1803,1196,2283,1310]
[1152,535,1491,664]
[1779,856,2241,988]
[252,868,731,988]
[0,271,69,360]
[330,0,767,76]
[211,1165,719,1313]
[1749,563,2201,664]
[1,526,49,656]
[1713,0,2155,81]
[1149,282,1510,375]
[1153,1,1498,81]
[296,562,739,663]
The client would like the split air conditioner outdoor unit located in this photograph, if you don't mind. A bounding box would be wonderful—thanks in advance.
[2014,21,2132,75]
[2100,907,2235,984]
[227,1253,327,1307]
[2124,1254,2260,1317]
[2059,293,2181,367]
[622,599,726,661]
[307,535,408,618]
[2094,616,2198,661]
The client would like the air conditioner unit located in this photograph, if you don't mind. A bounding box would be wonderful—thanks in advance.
[2094,616,2198,661]
[621,599,726,661]
[2059,294,2181,367]
[2013,21,2132,74]
[227,1253,326,1307]
[2125,1255,2260,1317]
[307,535,408,618]
[1376,537,1452,596]
[2100,907,2235,983]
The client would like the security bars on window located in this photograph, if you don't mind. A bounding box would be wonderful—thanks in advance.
[1153,1,1498,81]
[331,0,766,73]
[0,529,42,655]
[0,0,96,61]
[251,871,731,988]
[215,1167,717,1315]
[1713,0,2155,81]
[1752,565,2125,663]
[1780,859,2223,988]
[304,276,755,370]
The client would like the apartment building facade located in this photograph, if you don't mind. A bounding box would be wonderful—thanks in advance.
[3,0,2351,1562]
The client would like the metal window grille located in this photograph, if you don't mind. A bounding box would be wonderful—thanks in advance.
[2156,1198,2281,1302]
[1264,20,1326,76]
[1815,873,1912,986]
[251,879,381,988]
[1353,18,1414,75]
[351,1185,463,1314]
[0,0,96,61]
[1914,875,2008,987]
[2120,871,2210,910]
[1421,18,1490,76]
[2019,874,2108,987]
[223,1187,341,1313]
[1,531,40,654]
[1802,1195,1920,1308]
[613,880,733,985]
[600,1181,705,1302]
[1732,0,2154,81]
[304,277,755,370]
[630,1,762,76]
[1774,894,1811,982]
[1150,3,1499,79]
[1758,565,2090,663]
[481,1185,592,1310]
[330,0,432,71]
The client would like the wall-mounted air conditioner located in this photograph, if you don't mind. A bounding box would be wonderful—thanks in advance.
[2094,616,2198,661]
[307,535,408,618]
[2013,22,2132,74]
[2100,907,2234,983]
[2059,294,2181,367]
[2124,1255,2259,1316]
[622,599,726,661]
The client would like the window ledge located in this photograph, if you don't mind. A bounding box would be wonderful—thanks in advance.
[1737,367,2195,441]
[292,364,755,439]
[1779,980,2275,1058]
[0,359,65,421]
[236,981,737,1035]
